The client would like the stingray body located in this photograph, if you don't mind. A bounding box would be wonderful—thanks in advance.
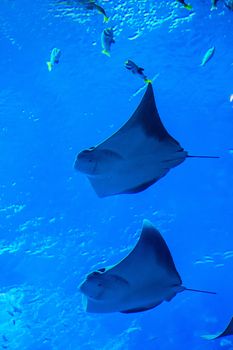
[202,317,233,340]
[79,220,215,314]
[75,83,188,197]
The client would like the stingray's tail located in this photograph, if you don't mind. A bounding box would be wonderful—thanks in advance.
[185,287,217,295]
[187,155,220,159]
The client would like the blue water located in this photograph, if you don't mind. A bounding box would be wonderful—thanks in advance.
[0,0,233,348]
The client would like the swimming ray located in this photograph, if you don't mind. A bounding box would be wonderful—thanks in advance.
[202,317,233,340]
[79,220,215,313]
[75,83,217,198]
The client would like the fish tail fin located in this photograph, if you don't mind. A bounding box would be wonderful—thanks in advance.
[185,287,216,295]
[47,61,52,72]
[184,4,193,10]
[103,15,109,23]
[144,78,152,84]
[187,155,220,159]
[102,49,110,57]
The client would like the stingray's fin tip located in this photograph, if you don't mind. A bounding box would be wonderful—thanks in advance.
[201,334,215,340]
[142,219,153,228]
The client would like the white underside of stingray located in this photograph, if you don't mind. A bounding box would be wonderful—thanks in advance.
[80,220,184,313]
[75,83,187,197]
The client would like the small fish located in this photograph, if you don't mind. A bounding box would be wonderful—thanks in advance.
[125,60,151,83]
[85,2,109,22]
[56,0,109,22]
[200,46,215,66]
[177,0,193,10]
[2,336,8,343]
[194,260,205,265]
[101,28,115,57]
[46,48,61,72]
[224,251,233,258]
[55,0,70,5]
[128,30,142,41]
[12,305,22,314]
[211,0,218,10]
[7,311,14,317]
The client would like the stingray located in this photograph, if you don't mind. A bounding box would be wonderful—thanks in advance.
[79,220,216,313]
[74,83,218,198]
[202,317,233,340]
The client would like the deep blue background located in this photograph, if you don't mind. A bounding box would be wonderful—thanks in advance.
[0,0,233,349]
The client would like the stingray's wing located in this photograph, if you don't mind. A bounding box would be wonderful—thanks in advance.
[120,300,162,314]
[202,317,233,340]
[219,318,233,337]
[86,84,186,197]
[82,220,181,314]
[87,161,172,198]
[96,83,183,157]
[105,220,182,288]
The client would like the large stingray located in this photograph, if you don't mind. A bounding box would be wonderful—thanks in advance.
[79,220,216,313]
[202,317,233,340]
[75,83,217,198]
